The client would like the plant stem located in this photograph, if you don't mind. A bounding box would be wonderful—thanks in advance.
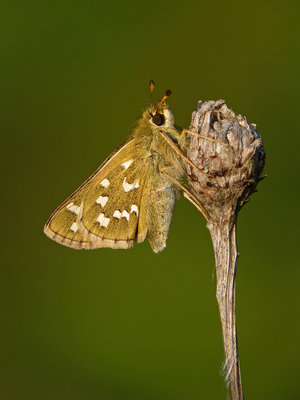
[207,221,243,399]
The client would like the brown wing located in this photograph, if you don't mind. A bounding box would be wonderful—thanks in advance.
[44,138,151,249]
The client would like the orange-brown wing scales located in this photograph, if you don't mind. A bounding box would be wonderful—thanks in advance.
[44,190,91,248]
[44,138,151,250]
[81,159,149,242]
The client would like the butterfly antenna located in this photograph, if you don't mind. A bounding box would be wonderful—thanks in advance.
[149,80,155,102]
[156,89,172,112]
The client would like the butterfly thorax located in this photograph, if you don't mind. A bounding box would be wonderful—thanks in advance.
[131,103,186,180]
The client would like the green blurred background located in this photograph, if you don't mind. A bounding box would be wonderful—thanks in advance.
[1,0,299,399]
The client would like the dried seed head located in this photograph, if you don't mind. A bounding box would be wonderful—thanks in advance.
[187,100,265,226]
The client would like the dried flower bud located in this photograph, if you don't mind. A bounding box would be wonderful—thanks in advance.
[187,100,265,226]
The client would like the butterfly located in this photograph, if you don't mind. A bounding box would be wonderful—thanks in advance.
[44,81,212,253]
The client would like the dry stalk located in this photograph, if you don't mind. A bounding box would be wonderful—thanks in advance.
[186,100,265,400]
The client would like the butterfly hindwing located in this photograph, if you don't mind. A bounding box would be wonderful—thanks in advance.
[44,138,151,249]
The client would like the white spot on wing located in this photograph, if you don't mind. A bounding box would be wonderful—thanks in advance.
[113,210,121,219]
[100,178,110,188]
[130,204,139,216]
[97,213,105,224]
[96,195,108,208]
[97,213,110,227]
[122,210,130,221]
[121,160,133,170]
[70,222,78,233]
[123,178,133,192]
[66,202,80,215]
[123,178,140,192]
[102,217,110,228]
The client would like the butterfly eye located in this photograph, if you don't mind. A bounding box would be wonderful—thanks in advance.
[152,113,165,126]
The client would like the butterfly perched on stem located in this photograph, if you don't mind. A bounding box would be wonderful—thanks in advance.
[44,81,211,253]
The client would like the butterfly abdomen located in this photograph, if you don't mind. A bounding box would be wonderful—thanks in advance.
[146,177,177,253]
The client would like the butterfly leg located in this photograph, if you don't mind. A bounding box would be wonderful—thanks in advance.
[178,128,228,147]
[159,129,213,177]
[160,169,209,221]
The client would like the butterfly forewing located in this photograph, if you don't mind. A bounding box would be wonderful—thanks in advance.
[81,158,150,241]
[44,138,151,249]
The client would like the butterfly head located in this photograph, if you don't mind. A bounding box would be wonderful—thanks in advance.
[146,81,174,128]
